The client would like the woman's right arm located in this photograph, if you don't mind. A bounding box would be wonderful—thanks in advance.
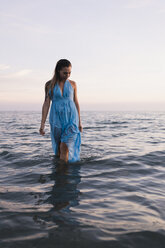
[39,82,51,136]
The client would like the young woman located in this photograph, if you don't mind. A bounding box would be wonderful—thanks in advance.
[39,59,82,162]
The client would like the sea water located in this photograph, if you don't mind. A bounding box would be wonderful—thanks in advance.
[0,111,165,248]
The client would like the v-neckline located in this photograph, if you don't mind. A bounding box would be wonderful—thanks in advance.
[58,80,67,97]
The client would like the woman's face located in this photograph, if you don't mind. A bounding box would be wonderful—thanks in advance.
[59,66,72,81]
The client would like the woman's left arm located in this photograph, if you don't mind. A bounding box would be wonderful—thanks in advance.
[73,81,83,132]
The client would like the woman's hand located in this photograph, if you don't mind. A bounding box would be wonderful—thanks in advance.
[79,123,83,132]
[39,124,45,136]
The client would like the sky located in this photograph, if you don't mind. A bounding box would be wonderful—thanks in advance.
[0,0,165,111]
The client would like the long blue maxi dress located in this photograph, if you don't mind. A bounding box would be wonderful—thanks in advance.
[48,79,81,162]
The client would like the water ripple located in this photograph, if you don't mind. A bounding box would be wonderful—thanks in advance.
[0,111,165,247]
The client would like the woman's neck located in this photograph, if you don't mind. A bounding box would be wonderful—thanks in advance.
[58,79,67,84]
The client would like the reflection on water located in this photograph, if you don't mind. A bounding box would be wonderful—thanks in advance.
[32,158,82,230]
[46,159,81,212]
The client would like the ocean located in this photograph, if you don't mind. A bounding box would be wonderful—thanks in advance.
[0,110,165,248]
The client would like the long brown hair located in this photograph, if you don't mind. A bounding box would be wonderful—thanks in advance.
[49,59,72,99]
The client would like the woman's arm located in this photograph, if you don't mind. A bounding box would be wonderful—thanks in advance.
[39,82,51,136]
[73,81,83,132]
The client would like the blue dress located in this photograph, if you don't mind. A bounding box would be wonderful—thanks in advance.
[48,79,81,162]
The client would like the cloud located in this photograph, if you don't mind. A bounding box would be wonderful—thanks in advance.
[12,69,32,77]
[0,69,32,79]
[0,64,10,70]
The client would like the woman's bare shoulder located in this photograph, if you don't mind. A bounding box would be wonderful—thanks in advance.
[45,80,51,88]
[68,79,76,89]
[45,80,51,93]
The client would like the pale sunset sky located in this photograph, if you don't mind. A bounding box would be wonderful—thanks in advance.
[0,0,165,111]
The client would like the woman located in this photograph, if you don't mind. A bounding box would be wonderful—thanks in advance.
[39,59,82,162]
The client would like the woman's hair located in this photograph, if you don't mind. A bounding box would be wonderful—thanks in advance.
[49,59,72,99]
